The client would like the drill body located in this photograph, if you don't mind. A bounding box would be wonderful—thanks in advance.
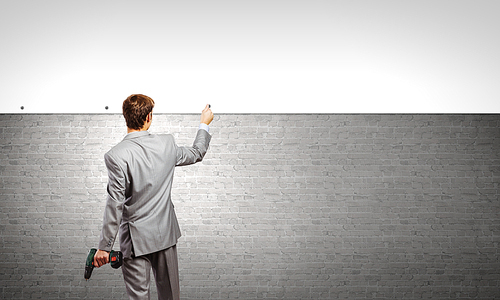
[84,248,123,280]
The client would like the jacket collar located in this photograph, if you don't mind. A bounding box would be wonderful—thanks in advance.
[123,130,150,141]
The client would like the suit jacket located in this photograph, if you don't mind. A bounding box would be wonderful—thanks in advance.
[98,129,211,258]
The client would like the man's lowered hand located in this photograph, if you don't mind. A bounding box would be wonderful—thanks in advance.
[93,249,109,268]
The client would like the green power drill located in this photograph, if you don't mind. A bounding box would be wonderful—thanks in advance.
[84,248,123,280]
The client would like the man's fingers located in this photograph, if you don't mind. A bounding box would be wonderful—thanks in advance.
[94,257,102,268]
[93,250,109,268]
[95,257,106,267]
[203,104,210,112]
[93,255,100,268]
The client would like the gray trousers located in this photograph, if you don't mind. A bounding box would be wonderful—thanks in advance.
[122,245,180,300]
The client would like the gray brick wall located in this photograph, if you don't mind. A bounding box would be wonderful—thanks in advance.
[0,114,499,299]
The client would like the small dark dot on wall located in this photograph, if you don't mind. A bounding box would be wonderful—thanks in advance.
[20,106,24,110]
[105,106,109,110]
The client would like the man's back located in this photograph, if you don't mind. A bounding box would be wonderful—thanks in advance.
[99,129,211,258]
[107,132,177,213]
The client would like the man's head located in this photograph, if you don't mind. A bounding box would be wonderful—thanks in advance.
[122,94,155,131]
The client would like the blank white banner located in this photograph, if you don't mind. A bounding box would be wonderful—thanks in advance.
[1,0,499,113]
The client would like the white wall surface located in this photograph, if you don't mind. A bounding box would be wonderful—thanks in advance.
[1,0,499,113]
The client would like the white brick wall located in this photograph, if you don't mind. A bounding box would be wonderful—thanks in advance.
[0,114,499,299]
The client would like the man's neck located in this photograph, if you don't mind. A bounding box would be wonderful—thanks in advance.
[127,128,147,134]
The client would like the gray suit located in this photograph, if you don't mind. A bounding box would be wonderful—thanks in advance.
[98,128,211,299]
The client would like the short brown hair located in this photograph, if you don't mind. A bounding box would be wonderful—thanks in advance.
[122,94,155,130]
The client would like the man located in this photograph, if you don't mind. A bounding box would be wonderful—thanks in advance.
[93,94,213,300]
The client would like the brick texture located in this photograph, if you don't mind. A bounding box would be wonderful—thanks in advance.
[0,114,499,299]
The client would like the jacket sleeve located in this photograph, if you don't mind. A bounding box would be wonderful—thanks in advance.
[98,151,126,251]
[175,129,212,166]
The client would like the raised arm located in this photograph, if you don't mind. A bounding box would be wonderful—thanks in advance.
[176,104,213,166]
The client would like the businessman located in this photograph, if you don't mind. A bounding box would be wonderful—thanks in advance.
[93,94,213,300]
